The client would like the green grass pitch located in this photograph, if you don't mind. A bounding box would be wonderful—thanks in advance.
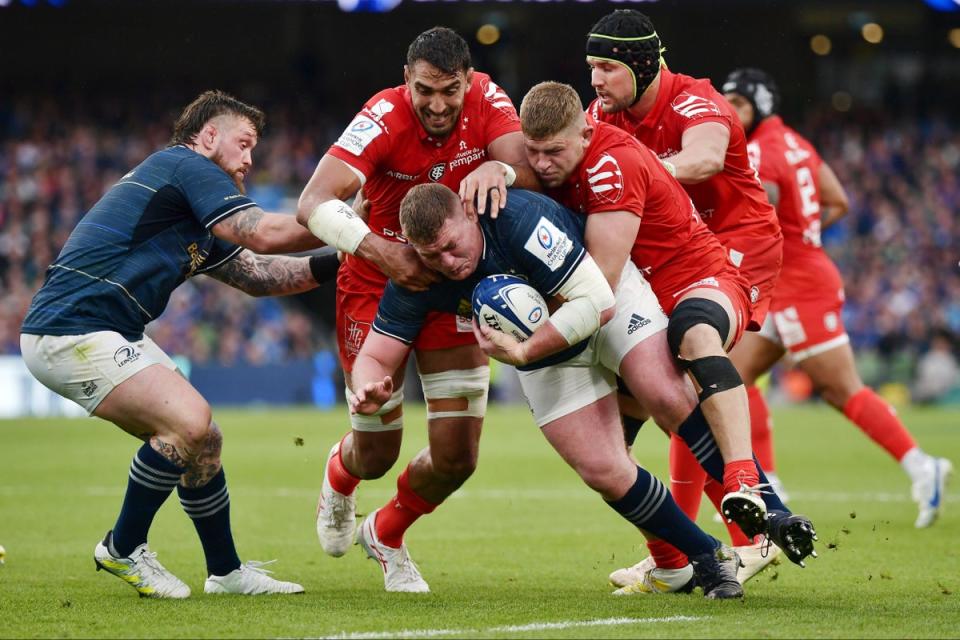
[0,404,957,638]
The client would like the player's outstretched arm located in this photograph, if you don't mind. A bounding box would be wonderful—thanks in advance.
[298,155,439,291]
[211,206,325,254]
[350,332,410,415]
[206,249,324,297]
[817,160,850,229]
[665,122,730,184]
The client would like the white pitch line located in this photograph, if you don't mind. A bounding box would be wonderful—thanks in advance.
[315,615,706,640]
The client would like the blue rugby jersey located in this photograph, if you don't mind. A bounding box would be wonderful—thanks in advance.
[372,189,589,370]
[22,146,252,341]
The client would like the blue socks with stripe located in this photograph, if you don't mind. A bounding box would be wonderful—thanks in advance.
[606,466,717,557]
[178,468,241,577]
[111,443,184,557]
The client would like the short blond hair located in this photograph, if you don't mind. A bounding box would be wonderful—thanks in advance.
[520,82,584,140]
[399,183,460,245]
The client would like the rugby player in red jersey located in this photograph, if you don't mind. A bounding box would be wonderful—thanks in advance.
[295,27,536,592]
[721,67,953,531]
[583,10,788,586]
[519,82,815,593]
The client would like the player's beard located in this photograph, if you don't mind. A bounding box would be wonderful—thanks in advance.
[212,151,247,195]
[598,90,634,114]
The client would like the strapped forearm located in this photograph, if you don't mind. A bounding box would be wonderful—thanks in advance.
[548,255,616,345]
[305,199,371,254]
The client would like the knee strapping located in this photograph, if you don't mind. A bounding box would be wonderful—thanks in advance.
[687,356,743,402]
[349,387,404,432]
[667,298,730,358]
[419,366,489,420]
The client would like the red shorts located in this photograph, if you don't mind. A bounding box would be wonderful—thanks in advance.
[336,264,475,374]
[763,289,848,361]
[661,271,752,350]
[721,231,783,331]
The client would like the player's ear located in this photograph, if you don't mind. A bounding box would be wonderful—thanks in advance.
[403,65,411,85]
[464,68,474,90]
[582,124,595,148]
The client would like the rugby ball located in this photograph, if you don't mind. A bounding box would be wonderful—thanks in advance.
[472,275,549,342]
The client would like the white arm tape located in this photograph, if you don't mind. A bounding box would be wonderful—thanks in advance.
[492,161,517,187]
[307,199,371,255]
[548,255,616,345]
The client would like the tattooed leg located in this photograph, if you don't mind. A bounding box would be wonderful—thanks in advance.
[150,421,223,489]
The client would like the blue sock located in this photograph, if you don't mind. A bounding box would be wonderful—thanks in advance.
[112,443,184,557]
[755,456,788,512]
[606,466,717,557]
[677,406,790,513]
[178,468,241,577]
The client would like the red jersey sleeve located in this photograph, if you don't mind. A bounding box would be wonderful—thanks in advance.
[327,88,405,181]
[474,74,521,145]
[583,143,650,218]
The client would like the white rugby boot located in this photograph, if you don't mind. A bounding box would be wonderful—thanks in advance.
[316,441,357,556]
[912,457,953,528]
[94,532,190,599]
[611,557,695,596]
[357,509,430,593]
[734,539,781,584]
[204,560,304,595]
[609,556,652,589]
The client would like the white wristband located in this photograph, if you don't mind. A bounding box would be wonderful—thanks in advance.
[307,199,371,255]
[492,161,517,187]
[661,160,677,178]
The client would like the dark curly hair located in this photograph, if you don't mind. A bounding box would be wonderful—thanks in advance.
[406,26,472,74]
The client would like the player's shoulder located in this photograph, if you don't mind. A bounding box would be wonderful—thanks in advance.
[591,123,651,167]
[356,86,415,132]
[665,72,731,123]
[466,72,517,113]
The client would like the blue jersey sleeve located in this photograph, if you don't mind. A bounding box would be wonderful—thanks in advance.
[499,192,586,296]
[173,152,258,229]
[195,237,244,274]
[372,280,466,344]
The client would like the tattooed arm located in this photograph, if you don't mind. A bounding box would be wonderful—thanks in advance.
[211,206,325,254]
[206,249,320,297]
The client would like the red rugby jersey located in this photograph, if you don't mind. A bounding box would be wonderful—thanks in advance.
[748,116,842,300]
[548,121,732,311]
[327,72,520,286]
[587,67,780,248]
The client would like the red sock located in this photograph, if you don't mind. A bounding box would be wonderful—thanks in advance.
[646,539,689,570]
[327,435,361,496]
[705,478,754,546]
[723,459,759,495]
[843,388,916,461]
[747,385,776,472]
[669,434,707,520]
[375,467,439,548]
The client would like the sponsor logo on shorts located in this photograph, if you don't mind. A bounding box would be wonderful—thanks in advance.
[113,346,141,368]
[344,317,370,357]
[429,162,446,182]
[750,286,760,304]
[824,311,838,332]
[627,313,651,335]
[81,380,98,398]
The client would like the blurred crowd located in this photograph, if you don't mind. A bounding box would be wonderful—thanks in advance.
[1,94,957,398]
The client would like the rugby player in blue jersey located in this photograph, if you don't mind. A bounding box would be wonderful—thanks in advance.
[20,91,337,598]
[348,183,744,599]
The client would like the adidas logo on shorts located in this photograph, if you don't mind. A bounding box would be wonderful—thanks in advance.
[627,313,651,335]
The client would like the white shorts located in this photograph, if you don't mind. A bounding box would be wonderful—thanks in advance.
[20,332,177,415]
[517,263,668,427]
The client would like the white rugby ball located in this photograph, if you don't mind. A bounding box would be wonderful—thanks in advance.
[472,275,549,342]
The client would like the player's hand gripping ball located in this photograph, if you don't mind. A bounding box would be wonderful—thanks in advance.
[472,275,549,342]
